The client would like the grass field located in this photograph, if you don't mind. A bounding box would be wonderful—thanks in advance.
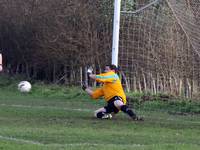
[0,78,200,150]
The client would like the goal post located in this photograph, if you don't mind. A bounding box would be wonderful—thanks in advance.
[112,0,121,67]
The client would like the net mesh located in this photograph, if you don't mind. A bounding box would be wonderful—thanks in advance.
[119,0,200,98]
[166,0,200,57]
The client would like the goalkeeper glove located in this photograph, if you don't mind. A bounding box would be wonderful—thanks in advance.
[82,82,87,91]
[87,66,93,76]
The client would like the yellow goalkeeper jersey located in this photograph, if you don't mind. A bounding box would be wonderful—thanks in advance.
[91,71,127,104]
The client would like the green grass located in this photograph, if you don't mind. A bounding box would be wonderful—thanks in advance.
[0,75,199,150]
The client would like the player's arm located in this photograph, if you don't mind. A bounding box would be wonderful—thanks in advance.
[82,85,103,99]
[86,66,118,83]
[90,88,104,99]
[85,87,94,97]
[88,74,96,80]
[94,74,118,83]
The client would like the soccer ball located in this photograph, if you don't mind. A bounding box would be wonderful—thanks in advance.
[18,81,32,93]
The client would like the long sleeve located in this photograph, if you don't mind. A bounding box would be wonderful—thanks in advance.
[95,73,119,83]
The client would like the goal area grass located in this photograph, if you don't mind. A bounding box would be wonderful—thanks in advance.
[0,76,199,150]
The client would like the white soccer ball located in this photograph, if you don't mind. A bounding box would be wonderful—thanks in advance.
[18,81,32,93]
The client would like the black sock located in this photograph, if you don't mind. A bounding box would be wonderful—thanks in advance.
[121,105,136,119]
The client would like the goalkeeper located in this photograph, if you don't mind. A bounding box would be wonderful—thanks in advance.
[82,64,143,121]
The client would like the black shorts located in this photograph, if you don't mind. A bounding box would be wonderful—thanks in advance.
[104,96,123,114]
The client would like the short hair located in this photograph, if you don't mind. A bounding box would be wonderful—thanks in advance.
[106,64,119,72]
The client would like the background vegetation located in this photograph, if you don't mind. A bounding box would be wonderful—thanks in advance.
[0,0,200,99]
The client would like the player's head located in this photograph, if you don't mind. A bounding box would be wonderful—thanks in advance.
[104,64,119,73]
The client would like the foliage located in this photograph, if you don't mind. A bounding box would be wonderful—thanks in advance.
[1,0,200,100]
[127,92,200,114]
[0,0,113,83]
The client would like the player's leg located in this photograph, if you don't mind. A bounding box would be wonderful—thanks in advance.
[114,98,143,121]
[103,99,120,118]
[114,100,136,119]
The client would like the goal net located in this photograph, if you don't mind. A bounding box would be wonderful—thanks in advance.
[119,0,200,98]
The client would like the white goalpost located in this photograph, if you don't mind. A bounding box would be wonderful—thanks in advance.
[112,0,121,67]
